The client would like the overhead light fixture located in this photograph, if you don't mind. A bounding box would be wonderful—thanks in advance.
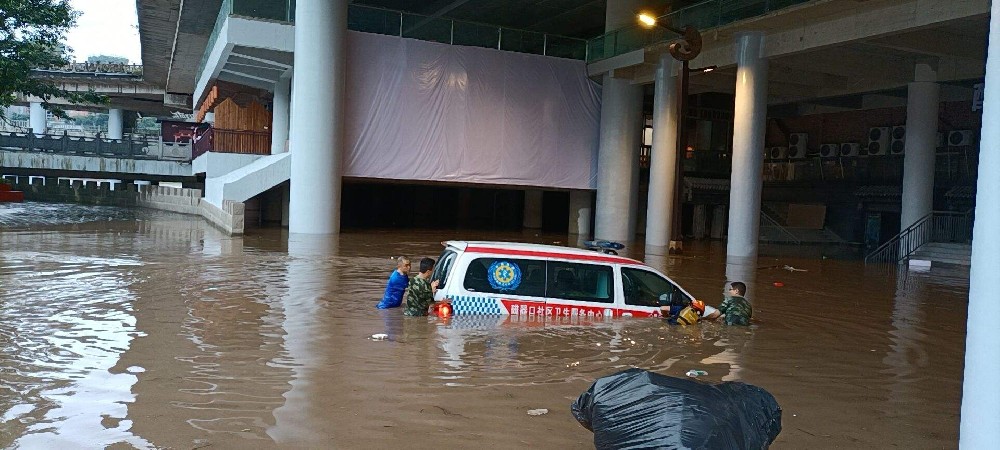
[690,65,717,73]
[637,12,658,27]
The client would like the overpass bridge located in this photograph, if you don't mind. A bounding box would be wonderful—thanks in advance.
[14,63,192,137]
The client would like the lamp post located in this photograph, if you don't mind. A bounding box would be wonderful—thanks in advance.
[638,12,702,252]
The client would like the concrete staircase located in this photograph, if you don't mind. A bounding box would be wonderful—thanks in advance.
[910,242,972,266]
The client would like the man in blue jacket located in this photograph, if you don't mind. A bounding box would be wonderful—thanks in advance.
[376,257,410,309]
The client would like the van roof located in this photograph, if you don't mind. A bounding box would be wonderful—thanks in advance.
[443,240,642,265]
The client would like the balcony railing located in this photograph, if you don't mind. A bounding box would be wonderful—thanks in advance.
[199,1,588,78]
[0,131,188,161]
[587,0,815,62]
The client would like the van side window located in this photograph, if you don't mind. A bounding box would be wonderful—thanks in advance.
[433,250,458,288]
[463,257,546,297]
[621,268,689,307]
[546,262,614,303]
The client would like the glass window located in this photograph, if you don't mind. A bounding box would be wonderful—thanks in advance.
[432,250,458,288]
[546,261,614,303]
[463,257,546,298]
[621,268,690,307]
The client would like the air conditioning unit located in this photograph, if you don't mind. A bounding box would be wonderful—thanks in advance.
[819,143,839,158]
[890,125,906,155]
[767,146,788,160]
[643,126,653,146]
[948,130,974,146]
[788,133,809,159]
[868,127,890,156]
[840,143,860,157]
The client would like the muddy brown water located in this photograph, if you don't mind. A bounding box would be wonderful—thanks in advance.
[0,202,967,449]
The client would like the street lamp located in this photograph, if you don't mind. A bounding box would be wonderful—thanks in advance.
[638,12,703,252]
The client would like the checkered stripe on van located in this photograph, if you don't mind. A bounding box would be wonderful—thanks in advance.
[450,296,504,315]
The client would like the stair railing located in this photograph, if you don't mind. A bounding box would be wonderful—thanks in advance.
[864,210,973,265]
[760,210,801,244]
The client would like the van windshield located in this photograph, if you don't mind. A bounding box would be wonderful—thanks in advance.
[433,249,458,288]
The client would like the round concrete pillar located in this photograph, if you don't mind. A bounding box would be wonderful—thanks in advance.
[594,75,643,243]
[726,32,768,260]
[288,0,347,234]
[645,54,680,254]
[108,108,123,140]
[569,190,592,237]
[960,2,1000,446]
[900,79,939,231]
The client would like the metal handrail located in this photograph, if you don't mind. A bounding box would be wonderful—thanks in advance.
[760,210,801,244]
[864,210,974,265]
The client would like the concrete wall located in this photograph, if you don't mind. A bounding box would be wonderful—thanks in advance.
[9,178,245,235]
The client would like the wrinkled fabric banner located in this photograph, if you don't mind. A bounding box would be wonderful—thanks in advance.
[345,31,601,190]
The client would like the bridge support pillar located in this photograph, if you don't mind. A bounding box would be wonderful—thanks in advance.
[29,102,46,135]
[645,54,680,255]
[108,108,123,140]
[901,64,939,232]
[962,4,1000,446]
[726,32,768,261]
[288,0,347,234]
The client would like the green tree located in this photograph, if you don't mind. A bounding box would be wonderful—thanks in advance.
[86,54,128,64]
[0,0,106,119]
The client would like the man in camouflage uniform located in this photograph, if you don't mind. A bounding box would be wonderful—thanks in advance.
[719,281,752,326]
[403,257,440,316]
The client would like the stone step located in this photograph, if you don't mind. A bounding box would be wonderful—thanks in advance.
[911,256,971,266]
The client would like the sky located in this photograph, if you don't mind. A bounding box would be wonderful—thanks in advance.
[63,0,143,64]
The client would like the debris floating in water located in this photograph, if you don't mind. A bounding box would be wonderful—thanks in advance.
[685,370,708,377]
[527,408,549,416]
[370,333,388,341]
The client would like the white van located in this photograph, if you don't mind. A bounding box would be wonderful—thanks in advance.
[431,241,696,319]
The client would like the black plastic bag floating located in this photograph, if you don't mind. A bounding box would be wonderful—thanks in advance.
[571,368,782,450]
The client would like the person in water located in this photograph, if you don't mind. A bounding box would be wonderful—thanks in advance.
[376,257,410,309]
[404,257,444,316]
[716,281,752,325]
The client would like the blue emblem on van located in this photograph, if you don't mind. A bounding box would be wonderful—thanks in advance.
[488,260,521,291]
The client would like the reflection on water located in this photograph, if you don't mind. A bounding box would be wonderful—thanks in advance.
[0,204,969,448]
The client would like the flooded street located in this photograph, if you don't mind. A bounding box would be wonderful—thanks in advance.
[0,202,967,449]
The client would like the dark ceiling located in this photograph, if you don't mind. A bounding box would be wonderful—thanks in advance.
[352,0,611,39]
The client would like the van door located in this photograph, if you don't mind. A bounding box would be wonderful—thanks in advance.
[544,260,617,320]
[620,266,692,317]
[452,256,546,315]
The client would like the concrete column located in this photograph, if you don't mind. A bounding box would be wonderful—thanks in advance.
[108,108,123,140]
[272,73,292,154]
[726,32,768,260]
[961,3,1000,446]
[645,54,680,254]
[29,102,46,135]
[288,0,347,234]
[523,189,543,229]
[901,65,939,231]
[594,0,644,243]
[594,76,643,242]
[568,190,592,237]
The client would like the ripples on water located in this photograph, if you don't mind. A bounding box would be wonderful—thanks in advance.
[0,203,970,448]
